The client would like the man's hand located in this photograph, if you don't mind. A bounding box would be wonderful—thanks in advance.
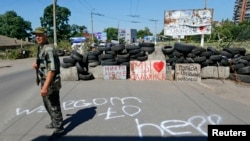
[32,63,38,70]
[41,87,48,97]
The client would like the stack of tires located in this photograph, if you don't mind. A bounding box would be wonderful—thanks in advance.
[162,42,250,83]
[60,42,156,80]
[61,50,94,80]
[87,43,155,68]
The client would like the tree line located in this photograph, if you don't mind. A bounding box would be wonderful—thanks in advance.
[0,4,250,45]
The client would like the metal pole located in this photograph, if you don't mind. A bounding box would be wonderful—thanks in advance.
[91,9,94,43]
[150,19,158,45]
[201,0,207,47]
[204,0,207,9]
[117,22,120,41]
[154,20,157,45]
[53,0,57,47]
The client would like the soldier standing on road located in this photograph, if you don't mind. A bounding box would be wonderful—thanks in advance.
[32,27,64,136]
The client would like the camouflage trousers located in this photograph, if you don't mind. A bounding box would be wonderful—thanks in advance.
[41,81,63,128]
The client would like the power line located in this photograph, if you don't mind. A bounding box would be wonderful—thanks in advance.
[78,0,92,11]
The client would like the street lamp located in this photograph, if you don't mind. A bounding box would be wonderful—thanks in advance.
[91,9,104,43]
[149,19,158,45]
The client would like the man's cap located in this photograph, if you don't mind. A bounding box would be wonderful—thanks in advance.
[32,27,47,34]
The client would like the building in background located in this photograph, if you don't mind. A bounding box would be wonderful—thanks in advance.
[233,0,250,23]
[118,29,137,44]
[94,32,107,42]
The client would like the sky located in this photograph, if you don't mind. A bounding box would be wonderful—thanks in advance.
[0,0,236,34]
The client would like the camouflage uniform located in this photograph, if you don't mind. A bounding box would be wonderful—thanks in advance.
[37,43,63,129]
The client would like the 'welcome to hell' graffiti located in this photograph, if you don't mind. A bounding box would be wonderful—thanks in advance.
[130,60,166,80]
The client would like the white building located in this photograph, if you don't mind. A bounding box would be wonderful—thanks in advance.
[119,29,137,44]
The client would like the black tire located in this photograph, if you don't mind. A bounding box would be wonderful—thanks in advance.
[128,48,141,55]
[90,50,102,56]
[207,46,220,55]
[231,63,245,70]
[78,72,95,80]
[242,54,250,61]
[200,51,213,58]
[139,42,155,47]
[101,60,117,66]
[191,47,206,55]
[125,45,140,50]
[172,50,183,58]
[111,44,125,51]
[140,47,155,53]
[96,47,111,51]
[71,51,83,62]
[137,55,148,61]
[220,50,233,58]
[99,54,114,60]
[116,57,130,63]
[88,54,98,60]
[209,55,222,62]
[117,53,130,59]
[161,45,174,55]
[174,42,196,53]
[61,62,75,68]
[76,62,87,73]
[229,73,250,83]
[237,66,250,75]
[194,56,206,63]
[63,57,76,64]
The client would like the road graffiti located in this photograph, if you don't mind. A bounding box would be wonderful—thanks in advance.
[16,97,142,116]
[136,114,222,137]
[15,96,222,137]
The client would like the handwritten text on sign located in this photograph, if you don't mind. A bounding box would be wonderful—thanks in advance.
[103,65,127,80]
[175,63,201,82]
[130,60,166,80]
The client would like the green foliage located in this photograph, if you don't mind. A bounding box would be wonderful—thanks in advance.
[70,24,87,37]
[137,27,152,38]
[0,11,32,40]
[6,49,20,59]
[104,27,118,41]
[57,40,71,51]
[40,4,71,42]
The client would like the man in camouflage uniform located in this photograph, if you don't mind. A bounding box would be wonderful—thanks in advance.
[32,27,64,135]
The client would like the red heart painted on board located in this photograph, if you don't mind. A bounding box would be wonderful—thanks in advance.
[199,26,205,31]
[153,61,164,73]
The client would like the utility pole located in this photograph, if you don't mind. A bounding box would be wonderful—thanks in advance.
[204,0,207,9]
[90,9,104,43]
[91,9,94,43]
[149,19,158,45]
[53,0,57,47]
[117,22,120,41]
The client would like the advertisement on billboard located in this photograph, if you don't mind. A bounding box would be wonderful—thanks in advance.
[94,32,107,41]
[164,9,213,36]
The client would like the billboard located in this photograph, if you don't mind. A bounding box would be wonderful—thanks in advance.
[164,9,213,36]
[94,32,107,41]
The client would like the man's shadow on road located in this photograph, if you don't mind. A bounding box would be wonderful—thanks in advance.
[63,106,97,134]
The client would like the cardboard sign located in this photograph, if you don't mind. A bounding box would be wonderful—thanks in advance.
[103,65,127,80]
[130,60,166,80]
[175,63,201,82]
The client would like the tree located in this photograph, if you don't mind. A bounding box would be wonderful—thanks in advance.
[137,27,152,39]
[40,4,71,42]
[237,19,250,41]
[70,24,87,37]
[104,27,118,41]
[0,11,32,40]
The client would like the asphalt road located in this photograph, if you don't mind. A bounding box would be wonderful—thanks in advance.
[0,58,250,141]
